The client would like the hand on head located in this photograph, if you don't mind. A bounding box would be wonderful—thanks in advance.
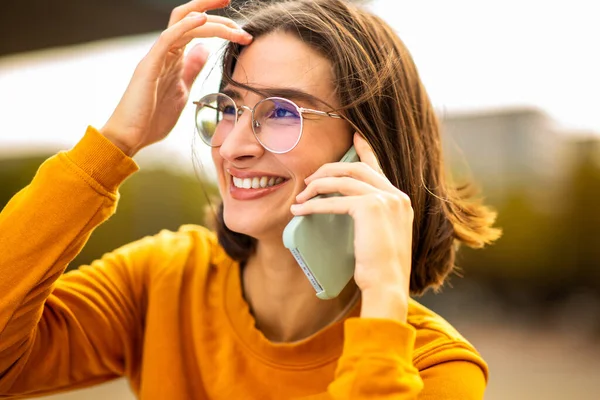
[101,0,252,157]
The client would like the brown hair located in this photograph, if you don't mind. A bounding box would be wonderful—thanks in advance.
[213,0,501,295]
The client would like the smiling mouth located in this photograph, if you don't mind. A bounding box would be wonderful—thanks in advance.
[231,175,288,189]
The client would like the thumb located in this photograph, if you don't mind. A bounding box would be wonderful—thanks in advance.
[182,43,210,89]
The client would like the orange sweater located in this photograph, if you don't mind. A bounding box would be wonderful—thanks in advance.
[0,127,488,399]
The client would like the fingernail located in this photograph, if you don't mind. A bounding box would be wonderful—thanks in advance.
[237,29,253,38]
[290,204,301,212]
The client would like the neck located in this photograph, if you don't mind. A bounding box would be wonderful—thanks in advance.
[241,236,359,343]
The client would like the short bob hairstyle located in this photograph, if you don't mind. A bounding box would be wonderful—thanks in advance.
[212,0,501,295]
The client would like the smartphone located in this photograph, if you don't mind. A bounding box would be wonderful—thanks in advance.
[282,146,359,300]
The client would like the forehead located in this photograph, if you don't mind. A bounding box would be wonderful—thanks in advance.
[231,31,336,103]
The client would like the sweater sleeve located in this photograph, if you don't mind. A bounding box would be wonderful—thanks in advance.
[0,126,142,397]
[319,318,485,399]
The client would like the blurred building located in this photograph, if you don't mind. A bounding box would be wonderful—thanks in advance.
[440,107,569,209]
[562,132,600,169]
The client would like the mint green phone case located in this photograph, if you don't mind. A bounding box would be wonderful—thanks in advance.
[282,146,359,300]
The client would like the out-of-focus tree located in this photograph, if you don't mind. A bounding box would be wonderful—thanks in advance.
[3,137,600,311]
[0,156,48,206]
[558,139,600,292]
[458,189,564,306]
[455,138,600,309]
[0,154,218,270]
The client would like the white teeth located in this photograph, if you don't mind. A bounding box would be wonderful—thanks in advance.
[231,175,286,189]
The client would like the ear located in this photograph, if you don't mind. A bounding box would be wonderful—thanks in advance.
[354,133,383,174]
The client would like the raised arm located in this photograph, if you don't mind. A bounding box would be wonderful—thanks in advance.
[0,129,140,396]
[0,0,252,396]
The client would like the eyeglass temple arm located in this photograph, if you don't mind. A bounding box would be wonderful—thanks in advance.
[300,107,342,119]
[195,101,342,120]
[194,101,223,113]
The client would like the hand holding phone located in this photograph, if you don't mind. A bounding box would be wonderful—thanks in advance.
[282,146,359,300]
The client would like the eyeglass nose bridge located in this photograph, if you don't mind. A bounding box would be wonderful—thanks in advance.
[236,105,261,129]
[236,105,253,117]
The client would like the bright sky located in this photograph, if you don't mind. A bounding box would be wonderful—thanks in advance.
[0,0,598,164]
[371,0,600,133]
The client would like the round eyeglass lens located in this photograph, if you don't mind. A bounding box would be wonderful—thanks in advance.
[195,93,236,147]
[253,98,303,153]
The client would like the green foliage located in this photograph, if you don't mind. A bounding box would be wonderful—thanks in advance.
[201,120,217,135]
[459,191,566,289]
[457,141,600,299]
[0,156,48,206]
[557,143,600,289]
[0,154,219,270]
[2,142,599,303]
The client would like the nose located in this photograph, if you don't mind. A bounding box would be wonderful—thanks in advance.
[219,107,265,163]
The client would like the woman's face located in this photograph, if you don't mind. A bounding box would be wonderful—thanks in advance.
[212,32,353,241]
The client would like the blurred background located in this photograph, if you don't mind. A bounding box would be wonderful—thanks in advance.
[1,0,599,398]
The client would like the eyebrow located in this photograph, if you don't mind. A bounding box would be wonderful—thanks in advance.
[221,85,333,110]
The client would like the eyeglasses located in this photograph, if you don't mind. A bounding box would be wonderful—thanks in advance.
[193,93,342,154]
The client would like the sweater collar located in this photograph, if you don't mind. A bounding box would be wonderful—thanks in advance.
[222,259,361,368]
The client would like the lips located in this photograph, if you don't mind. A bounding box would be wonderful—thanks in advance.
[227,170,290,200]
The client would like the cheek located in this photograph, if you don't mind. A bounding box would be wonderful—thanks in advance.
[285,158,327,200]
[290,159,319,180]
[211,149,227,195]
[289,121,354,176]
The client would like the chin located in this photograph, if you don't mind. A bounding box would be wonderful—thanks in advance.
[222,202,291,241]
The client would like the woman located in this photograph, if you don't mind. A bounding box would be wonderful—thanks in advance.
[0,0,500,398]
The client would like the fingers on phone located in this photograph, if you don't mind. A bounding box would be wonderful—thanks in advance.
[297,177,373,202]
